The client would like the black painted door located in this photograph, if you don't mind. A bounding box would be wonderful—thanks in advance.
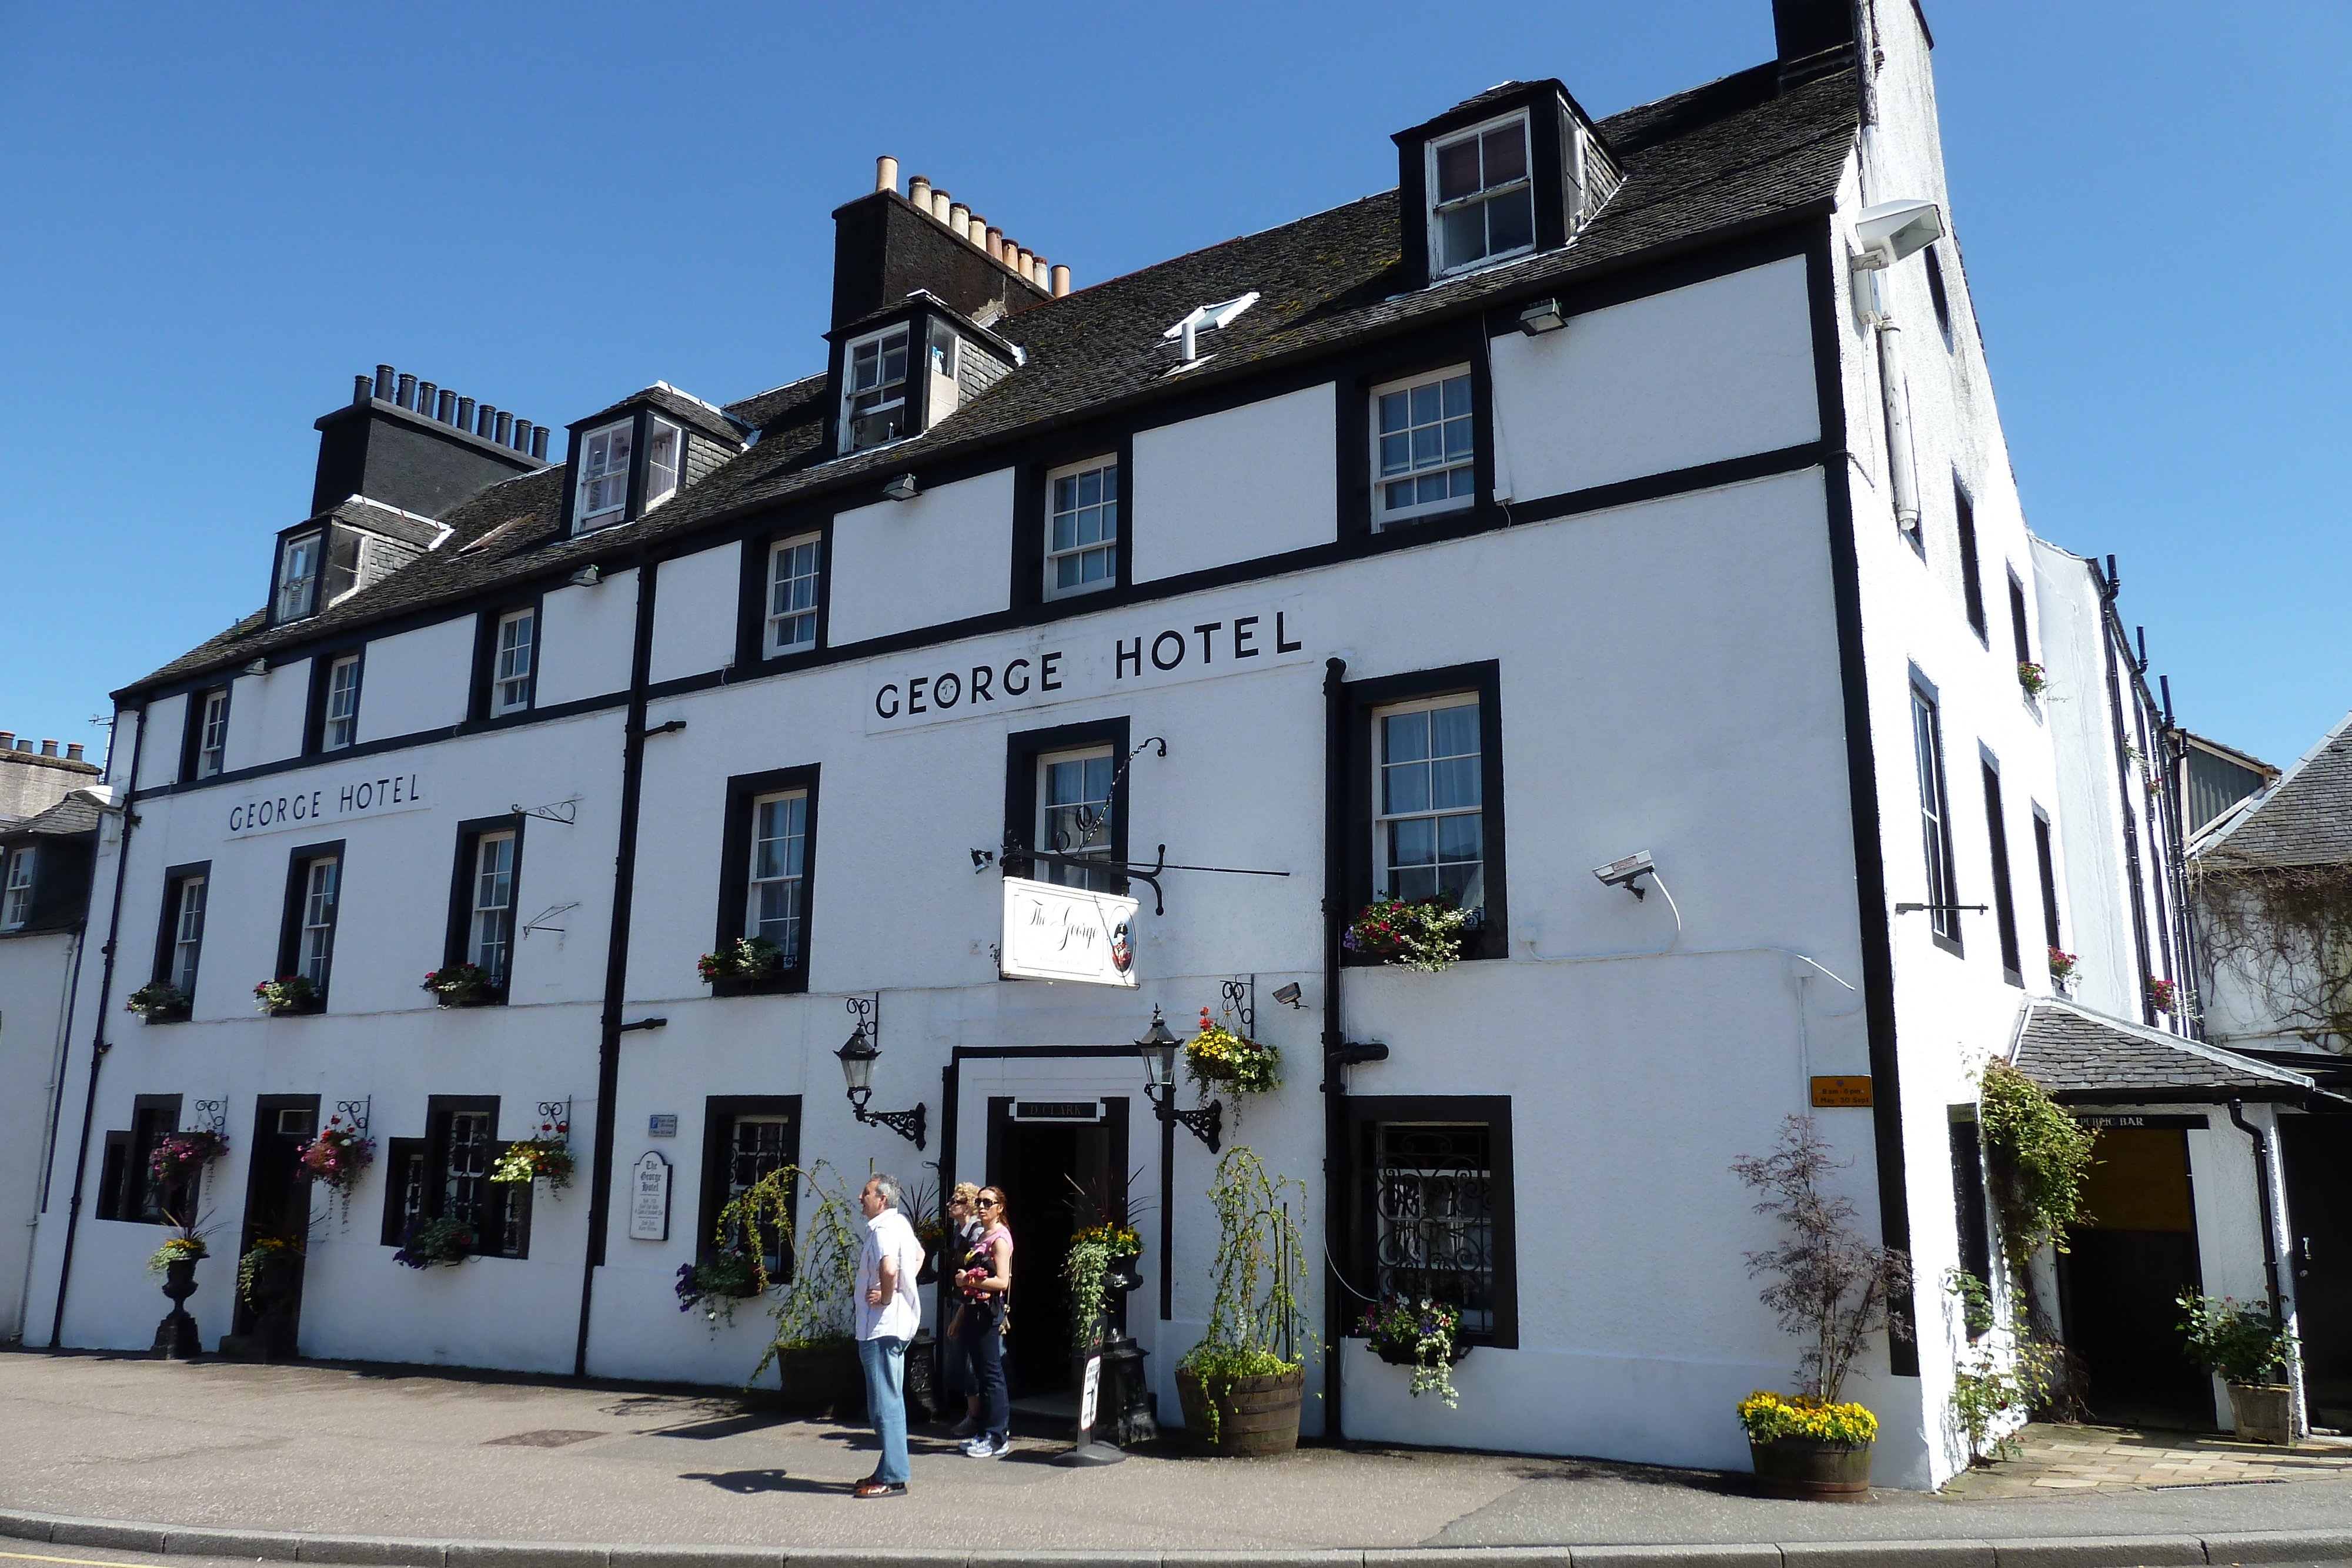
[2281,1115,2352,1428]
[2059,1126,2213,1429]
[232,1096,319,1355]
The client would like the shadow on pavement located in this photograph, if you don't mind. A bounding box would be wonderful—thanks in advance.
[678,1469,836,1496]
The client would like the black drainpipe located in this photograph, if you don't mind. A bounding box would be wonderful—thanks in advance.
[50,704,146,1346]
[2227,1099,2284,1318]
[1319,657,1348,1443]
[573,560,658,1377]
[2098,561,2154,1020]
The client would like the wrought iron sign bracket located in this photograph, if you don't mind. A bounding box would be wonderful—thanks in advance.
[191,1096,229,1135]
[333,1096,371,1132]
[975,837,1287,918]
[510,797,582,826]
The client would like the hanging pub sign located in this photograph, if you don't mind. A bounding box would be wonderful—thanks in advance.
[999,875,1140,988]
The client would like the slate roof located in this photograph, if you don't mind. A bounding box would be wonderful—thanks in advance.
[119,62,1860,700]
[2194,710,2352,870]
[578,383,747,447]
[2011,999,2322,1103]
[0,790,107,842]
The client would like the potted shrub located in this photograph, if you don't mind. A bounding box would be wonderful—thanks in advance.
[1344,895,1476,971]
[1175,1148,1315,1456]
[698,937,784,989]
[675,1251,767,1327]
[253,974,320,1015]
[1730,1116,1911,1500]
[1185,1008,1281,1099]
[730,1162,863,1414]
[146,1231,209,1360]
[422,963,498,1007]
[2046,948,2079,993]
[490,1121,574,1192]
[1358,1294,1467,1406]
[2179,1292,2298,1443]
[2017,661,2049,698]
[393,1217,477,1268]
[125,981,191,1022]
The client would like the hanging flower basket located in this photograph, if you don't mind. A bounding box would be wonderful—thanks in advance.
[2147,976,2180,1015]
[2017,662,2049,698]
[676,1251,766,1326]
[125,982,191,1022]
[1344,895,1476,972]
[490,1123,574,1191]
[698,938,783,986]
[149,1129,228,1190]
[1358,1295,1468,1406]
[253,975,320,1015]
[393,1217,477,1269]
[422,964,499,1007]
[2047,948,2079,991]
[1185,1009,1281,1096]
[296,1116,375,1224]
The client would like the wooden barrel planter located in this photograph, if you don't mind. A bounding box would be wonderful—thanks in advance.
[1749,1436,1873,1500]
[1175,1365,1304,1457]
[772,1342,864,1418]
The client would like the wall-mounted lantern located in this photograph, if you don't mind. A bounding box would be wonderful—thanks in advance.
[836,995,926,1149]
[1134,1005,1220,1152]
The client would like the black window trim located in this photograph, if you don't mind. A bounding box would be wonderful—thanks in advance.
[469,594,546,724]
[697,1095,803,1271]
[1980,748,2024,987]
[1954,477,1987,644]
[148,860,211,1018]
[734,520,837,674]
[1910,670,1963,957]
[98,1092,186,1225]
[179,685,231,784]
[1337,325,1498,545]
[1947,1109,1992,1338]
[443,814,527,1001]
[275,838,346,1009]
[302,643,369,756]
[714,764,821,996]
[1342,660,1508,964]
[2032,804,2063,957]
[1339,1094,1518,1349]
[1003,715,1131,894]
[384,1094,528,1259]
[1011,434,1136,613]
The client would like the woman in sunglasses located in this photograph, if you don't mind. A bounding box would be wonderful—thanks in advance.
[953,1186,1014,1458]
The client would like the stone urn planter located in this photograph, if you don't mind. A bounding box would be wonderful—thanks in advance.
[1175,1365,1304,1457]
[772,1342,864,1417]
[152,1258,202,1360]
[1749,1436,1873,1500]
[2228,1382,2294,1445]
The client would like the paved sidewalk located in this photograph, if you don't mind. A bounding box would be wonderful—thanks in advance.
[4,1352,2350,1564]
[1944,1428,2352,1499]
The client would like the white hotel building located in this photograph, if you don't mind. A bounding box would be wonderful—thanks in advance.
[25,0,2293,1487]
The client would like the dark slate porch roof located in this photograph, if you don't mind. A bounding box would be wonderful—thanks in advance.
[2012,999,2326,1105]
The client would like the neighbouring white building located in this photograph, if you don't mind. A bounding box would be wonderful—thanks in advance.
[24,0,2321,1486]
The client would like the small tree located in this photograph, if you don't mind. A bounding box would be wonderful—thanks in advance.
[1730,1115,1911,1405]
[721,1161,860,1389]
[1180,1148,1316,1393]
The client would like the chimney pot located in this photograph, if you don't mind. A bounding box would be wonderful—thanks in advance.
[984,226,1003,255]
[66,743,84,762]
[948,202,969,236]
[907,175,931,207]
[967,215,988,246]
[477,404,497,437]
[513,419,532,451]
[375,365,396,400]
[495,411,513,445]
[1017,246,1034,273]
[876,154,899,193]
[353,374,373,406]
[396,372,417,409]
[436,389,457,423]
[456,396,476,429]
[416,380,437,416]
[531,426,550,460]
[1051,264,1071,297]
[933,190,953,222]
[40,739,58,757]
[0,731,13,750]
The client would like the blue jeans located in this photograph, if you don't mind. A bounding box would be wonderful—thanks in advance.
[857,1335,909,1484]
[958,1303,1009,1442]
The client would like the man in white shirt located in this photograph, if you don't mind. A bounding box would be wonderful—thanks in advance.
[851,1172,926,1499]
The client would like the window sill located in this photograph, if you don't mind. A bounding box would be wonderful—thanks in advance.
[136,1011,194,1026]
[261,1001,327,1018]
[708,972,803,999]
[1374,503,1475,533]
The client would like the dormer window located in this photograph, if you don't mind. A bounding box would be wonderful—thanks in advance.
[1429,113,1534,276]
[644,418,683,510]
[576,420,633,528]
[276,530,322,621]
[841,325,911,453]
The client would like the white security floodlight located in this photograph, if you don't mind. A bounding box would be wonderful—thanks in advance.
[1518,298,1566,335]
[1852,199,1945,270]
[1592,850,1656,900]
[881,472,919,502]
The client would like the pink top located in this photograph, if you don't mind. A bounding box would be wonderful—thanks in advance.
[960,1225,1011,1301]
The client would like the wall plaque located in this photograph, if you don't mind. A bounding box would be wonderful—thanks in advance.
[628,1152,671,1241]
[1810,1076,1874,1108]
[647,1114,678,1138]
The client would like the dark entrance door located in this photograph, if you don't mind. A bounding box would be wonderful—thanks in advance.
[226,1096,318,1358]
[2281,1114,2352,1429]
[2059,1125,2212,1428]
[983,1098,1127,1405]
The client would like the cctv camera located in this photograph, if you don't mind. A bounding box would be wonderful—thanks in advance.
[1852,199,1944,269]
[1271,982,1304,1009]
[1592,850,1656,899]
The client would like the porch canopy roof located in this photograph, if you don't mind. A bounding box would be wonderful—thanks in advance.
[2010,998,2333,1106]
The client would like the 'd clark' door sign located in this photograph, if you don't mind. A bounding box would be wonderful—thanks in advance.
[999,875,1141,988]
[629,1152,671,1241]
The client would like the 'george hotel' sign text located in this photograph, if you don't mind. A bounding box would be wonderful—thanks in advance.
[225,770,431,838]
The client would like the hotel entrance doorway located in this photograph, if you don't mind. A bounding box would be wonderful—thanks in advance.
[983,1096,1130,1402]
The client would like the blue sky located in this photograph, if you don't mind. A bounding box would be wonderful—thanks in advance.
[2,2,2345,774]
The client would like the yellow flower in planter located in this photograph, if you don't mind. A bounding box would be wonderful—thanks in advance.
[1737,1389,1878,1445]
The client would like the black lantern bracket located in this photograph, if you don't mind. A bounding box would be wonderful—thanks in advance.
[838,995,927,1150]
[1134,1005,1222,1152]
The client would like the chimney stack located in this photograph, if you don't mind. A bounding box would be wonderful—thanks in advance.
[313,366,544,517]
[830,162,1057,327]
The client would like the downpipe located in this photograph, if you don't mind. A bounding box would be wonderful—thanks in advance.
[1320,656,1348,1443]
